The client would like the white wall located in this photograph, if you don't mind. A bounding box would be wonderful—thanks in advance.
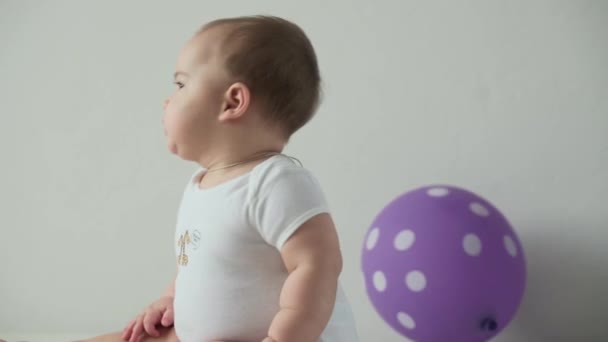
[1,1,607,341]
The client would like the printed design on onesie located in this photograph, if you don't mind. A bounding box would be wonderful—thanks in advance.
[177,229,201,266]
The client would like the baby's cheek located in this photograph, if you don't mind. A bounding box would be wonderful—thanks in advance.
[165,105,185,129]
[164,116,185,147]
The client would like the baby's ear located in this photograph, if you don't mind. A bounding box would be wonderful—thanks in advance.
[219,82,251,122]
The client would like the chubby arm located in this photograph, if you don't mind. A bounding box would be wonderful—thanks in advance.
[264,213,343,342]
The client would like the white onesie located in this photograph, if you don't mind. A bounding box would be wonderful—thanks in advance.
[173,155,358,342]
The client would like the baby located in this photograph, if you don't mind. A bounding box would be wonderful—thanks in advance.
[86,15,358,342]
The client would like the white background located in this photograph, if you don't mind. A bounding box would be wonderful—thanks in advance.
[1,1,607,341]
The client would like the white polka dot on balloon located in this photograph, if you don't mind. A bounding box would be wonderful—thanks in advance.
[397,312,416,330]
[470,202,490,217]
[463,233,482,256]
[373,271,387,292]
[405,270,427,292]
[366,228,380,250]
[394,230,415,251]
[504,235,518,257]
[427,187,450,197]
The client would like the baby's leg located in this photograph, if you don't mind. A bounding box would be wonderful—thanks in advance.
[83,326,177,342]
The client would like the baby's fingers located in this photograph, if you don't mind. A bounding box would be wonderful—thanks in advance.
[122,319,136,341]
[143,310,162,337]
[130,315,145,342]
[161,307,174,327]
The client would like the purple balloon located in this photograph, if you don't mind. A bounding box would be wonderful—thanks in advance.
[361,186,526,341]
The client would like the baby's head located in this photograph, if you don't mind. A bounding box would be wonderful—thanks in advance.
[163,16,321,163]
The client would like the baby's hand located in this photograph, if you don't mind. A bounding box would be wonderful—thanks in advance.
[122,295,175,342]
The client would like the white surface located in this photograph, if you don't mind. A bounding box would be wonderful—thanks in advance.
[0,333,90,342]
[1,0,607,341]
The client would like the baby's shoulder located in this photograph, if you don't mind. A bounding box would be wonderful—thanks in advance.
[248,155,317,196]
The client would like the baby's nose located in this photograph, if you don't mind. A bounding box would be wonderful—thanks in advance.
[163,98,169,109]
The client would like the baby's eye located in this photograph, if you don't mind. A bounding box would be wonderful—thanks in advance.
[174,82,184,89]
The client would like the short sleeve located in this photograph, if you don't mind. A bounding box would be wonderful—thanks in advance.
[251,166,330,250]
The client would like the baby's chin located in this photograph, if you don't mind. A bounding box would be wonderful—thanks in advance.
[168,142,195,162]
[167,141,179,155]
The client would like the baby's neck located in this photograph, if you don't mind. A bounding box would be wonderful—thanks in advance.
[196,139,285,190]
[196,158,265,190]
